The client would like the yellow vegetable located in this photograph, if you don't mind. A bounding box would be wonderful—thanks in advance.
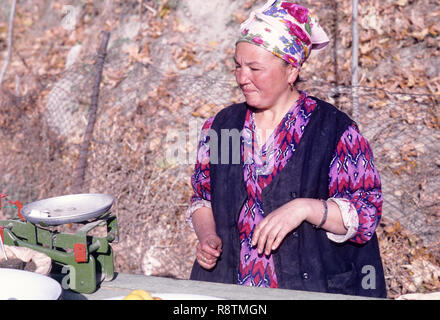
[123,289,154,300]
[123,294,143,300]
[131,290,153,300]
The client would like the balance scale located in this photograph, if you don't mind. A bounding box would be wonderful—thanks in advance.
[0,193,119,294]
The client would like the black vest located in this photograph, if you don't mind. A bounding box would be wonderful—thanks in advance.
[190,97,386,298]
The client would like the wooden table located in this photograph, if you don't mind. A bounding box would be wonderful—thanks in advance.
[61,272,375,300]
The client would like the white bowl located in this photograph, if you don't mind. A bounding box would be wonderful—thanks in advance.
[0,268,62,300]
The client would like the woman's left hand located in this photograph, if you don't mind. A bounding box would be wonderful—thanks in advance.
[252,198,346,256]
[251,199,310,256]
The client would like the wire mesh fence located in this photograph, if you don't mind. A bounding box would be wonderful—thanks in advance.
[314,83,439,244]
[1,50,438,274]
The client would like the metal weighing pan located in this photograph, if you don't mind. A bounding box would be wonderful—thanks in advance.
[21,193,114,226]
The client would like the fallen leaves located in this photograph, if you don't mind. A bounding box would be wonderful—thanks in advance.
[172,43,200,70]
[122,43,152,65]
[159,0,178,19]
[396,0,408,6]
[360,6,384,36]
[104,68,127,89]
[403,259,440,292]
[1,0,439,297]
[378,217,440,298]
[192,102,216,118]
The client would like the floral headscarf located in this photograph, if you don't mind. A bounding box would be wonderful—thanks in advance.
[237,0,329,69]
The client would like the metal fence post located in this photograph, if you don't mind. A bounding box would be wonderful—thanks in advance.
[351,0,359,123]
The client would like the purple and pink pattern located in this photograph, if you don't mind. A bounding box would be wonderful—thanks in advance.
[238,92,315,287]
[328,125,382,243]
[189,92,383,288]
[190,118,214,204]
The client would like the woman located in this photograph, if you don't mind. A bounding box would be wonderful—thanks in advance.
[185,0,386,297]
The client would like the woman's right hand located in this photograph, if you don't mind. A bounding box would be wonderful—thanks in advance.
[196,233,222,270]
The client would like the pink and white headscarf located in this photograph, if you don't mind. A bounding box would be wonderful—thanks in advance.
[237,0,330,69]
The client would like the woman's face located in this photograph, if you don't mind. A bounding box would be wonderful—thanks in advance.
[234,42,296,110]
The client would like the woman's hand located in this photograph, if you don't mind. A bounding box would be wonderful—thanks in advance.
[191,206,222,269]
[251,198,346,256]
[252,199,308,256]
[196,233,222,270]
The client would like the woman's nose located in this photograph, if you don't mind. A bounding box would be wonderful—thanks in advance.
[235,68,250,86]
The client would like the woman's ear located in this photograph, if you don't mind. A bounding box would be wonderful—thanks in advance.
[287,64,300,85]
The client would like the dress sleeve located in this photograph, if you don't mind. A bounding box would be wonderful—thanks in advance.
[327,124,383,244]
[185,117,215,227]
